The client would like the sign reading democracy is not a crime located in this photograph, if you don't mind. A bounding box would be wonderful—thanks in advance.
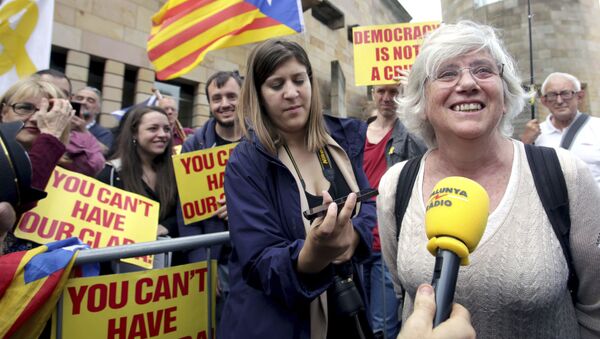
[353,21,440,86]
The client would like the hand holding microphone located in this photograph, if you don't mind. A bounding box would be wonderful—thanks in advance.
[425,177,489,327]
[398,284,475,339]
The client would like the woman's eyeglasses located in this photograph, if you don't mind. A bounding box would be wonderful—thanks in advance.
[543,90,577,102]
[9,103,40,116]
[432,64,504,87]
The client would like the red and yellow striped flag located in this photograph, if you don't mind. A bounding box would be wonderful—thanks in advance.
[147,0,305,80]
[0,238,97,338]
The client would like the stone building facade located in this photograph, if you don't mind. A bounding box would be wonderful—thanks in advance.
[441,0,600,133]
[52,0,410,128]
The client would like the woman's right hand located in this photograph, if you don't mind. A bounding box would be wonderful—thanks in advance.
[520,119,541,144]
[297,191,358,274]
[398,284,476,339]
[36,98,72,140]
[394,69,410,87]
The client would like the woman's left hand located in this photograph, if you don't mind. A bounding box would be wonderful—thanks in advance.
[36,98,73,140]
[297,191,359,273]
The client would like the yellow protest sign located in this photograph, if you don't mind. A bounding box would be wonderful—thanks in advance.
[173,143,238,224]
[353,21,441,86]
[56,261,217,339]
[14,167,159,268]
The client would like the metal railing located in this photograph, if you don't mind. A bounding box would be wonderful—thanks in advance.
[55,232,230,339]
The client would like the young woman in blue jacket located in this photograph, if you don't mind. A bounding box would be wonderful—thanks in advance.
[220,39,377,339]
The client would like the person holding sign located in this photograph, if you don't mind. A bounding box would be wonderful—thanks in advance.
[220,39,376,339]
[175,71,243,324]
[96,106,178,268]
[176,71,243,262]
[1,78,73,254]
[376,21,600,338]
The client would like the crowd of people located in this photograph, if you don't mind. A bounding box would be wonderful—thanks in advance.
[1,19,599,339]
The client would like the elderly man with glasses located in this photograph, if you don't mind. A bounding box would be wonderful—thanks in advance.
[521,72,600,187]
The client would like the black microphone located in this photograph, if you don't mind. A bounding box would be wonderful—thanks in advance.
[424,177,489,326]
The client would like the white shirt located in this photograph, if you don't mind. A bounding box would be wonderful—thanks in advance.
[536,112,600,187]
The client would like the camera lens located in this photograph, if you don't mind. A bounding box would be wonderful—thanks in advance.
[331,263,364,317]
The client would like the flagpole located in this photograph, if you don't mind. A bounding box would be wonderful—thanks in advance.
[528,0,535,119]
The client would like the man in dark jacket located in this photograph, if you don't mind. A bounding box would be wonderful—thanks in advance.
[176,70,242,322]
[363,82,427,339]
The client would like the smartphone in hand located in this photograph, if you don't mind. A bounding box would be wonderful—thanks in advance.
[303,188,378,221]
[46,100,82,117]
[70,102,82,117]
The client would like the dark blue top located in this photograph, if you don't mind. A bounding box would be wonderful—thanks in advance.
[89,122,114,149]
[219,115,375,338]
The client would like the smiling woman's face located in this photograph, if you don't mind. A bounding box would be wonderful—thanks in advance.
[260,57,312,140]
[424,50,505,144]
[135,111,171,160]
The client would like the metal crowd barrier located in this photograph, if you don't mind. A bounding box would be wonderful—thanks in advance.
[55,232,230,339]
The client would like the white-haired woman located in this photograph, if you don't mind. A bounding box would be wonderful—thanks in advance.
[378,21,600,338]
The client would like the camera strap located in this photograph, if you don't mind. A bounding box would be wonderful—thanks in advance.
[316,147,335,183]
[283,145,335,190]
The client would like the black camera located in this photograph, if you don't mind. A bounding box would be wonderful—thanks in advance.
[0,121,47,207]
[330,263,365,317]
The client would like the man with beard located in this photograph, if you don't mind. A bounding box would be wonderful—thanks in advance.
[176,71,242,323]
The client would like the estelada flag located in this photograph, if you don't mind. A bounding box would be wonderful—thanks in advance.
[147,0,305,80]
[0,237,98,338]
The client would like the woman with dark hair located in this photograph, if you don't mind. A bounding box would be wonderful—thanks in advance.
[220,39,473,339]
[96,106,178,253]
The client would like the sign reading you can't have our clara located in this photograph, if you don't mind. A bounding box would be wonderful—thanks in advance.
[173,143,238,225]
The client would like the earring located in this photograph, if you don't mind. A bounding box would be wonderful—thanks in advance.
[132,138,137,145]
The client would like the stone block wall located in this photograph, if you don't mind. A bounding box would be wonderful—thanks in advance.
[441,0,600,136]
[52,0,410,127]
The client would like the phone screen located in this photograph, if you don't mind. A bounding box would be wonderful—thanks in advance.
[70,102,82,117]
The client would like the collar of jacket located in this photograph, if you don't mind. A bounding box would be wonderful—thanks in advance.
[194,118,218,149]
[323,114,366,159]
[106,158,122,171]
